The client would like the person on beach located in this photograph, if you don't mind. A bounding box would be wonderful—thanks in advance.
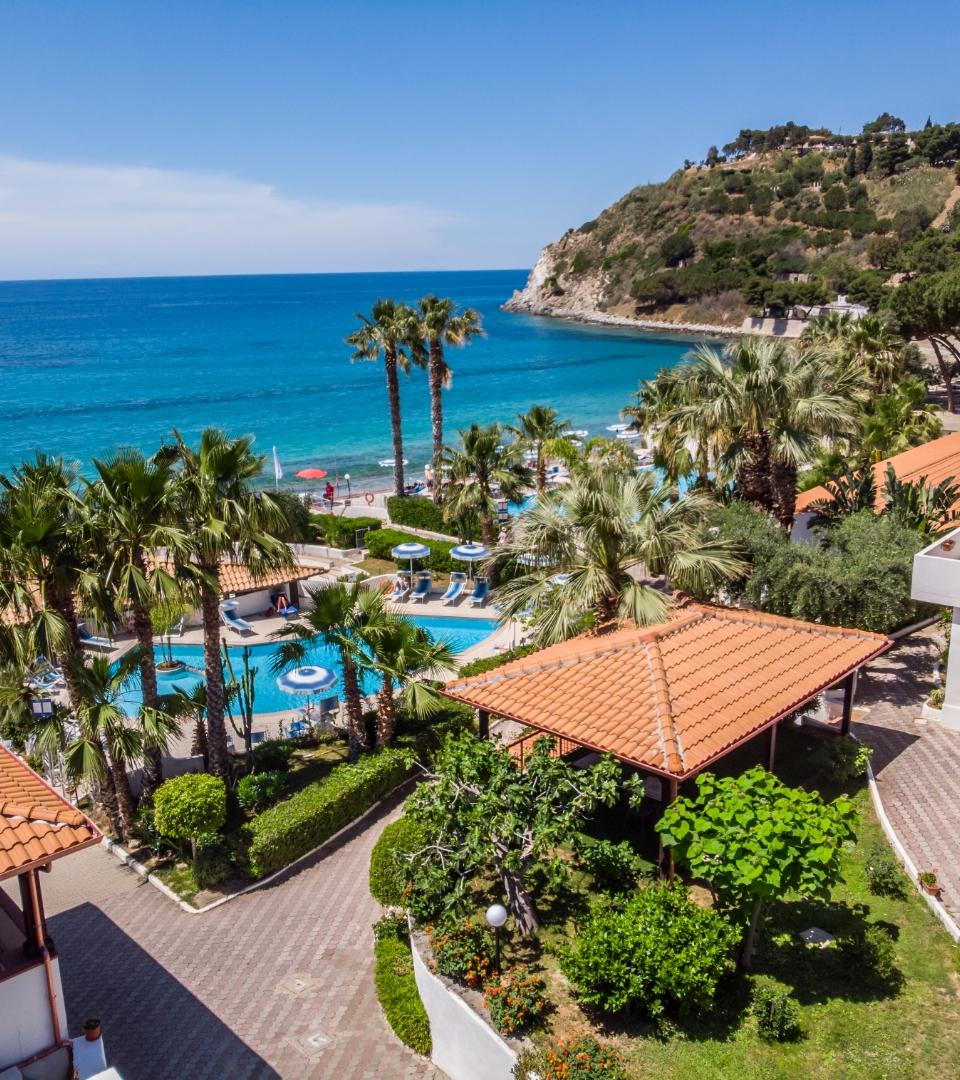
[324,481,335,507]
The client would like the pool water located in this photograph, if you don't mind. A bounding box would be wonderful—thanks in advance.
[119,614,498,715]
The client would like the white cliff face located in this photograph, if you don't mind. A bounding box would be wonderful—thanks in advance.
[504,239,606,317]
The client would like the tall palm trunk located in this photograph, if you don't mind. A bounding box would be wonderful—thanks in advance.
[428,342,445,496]
[736,431,773,510]
[384,347,405,498]
[94,763,125,839]
[190,716,209,771]
[770,459,799,530]
[931,337,956,414]
[106,746,137,838]
[535,449,547,495]
[340,653,370,755]
[376,675,397,749]
[199,575,230,777]
[131,553,163,795]
[48,587,85,709]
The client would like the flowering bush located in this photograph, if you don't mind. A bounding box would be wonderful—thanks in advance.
[484,965,546,1036]
[542,1036,627,1079]
[427,917,492,988]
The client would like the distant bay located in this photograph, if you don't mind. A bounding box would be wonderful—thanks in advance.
[0,271,695,490]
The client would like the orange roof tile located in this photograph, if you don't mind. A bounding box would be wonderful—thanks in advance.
[443,606,890,779]
[796,431,960,514]
[0,746,101,880]
[149,557,319,596]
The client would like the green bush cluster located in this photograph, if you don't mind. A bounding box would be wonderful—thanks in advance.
[386,495,453,536]
[484,965,547,1036]
[236,770,288,812]
[456,645,536,679]
[824,735,873,782]
[193,832,233,889]
[580,838,649,893]
[251,738,298,773]
[560,884,739,1017]
[427,916,493,988]
[841,924,901,988]
[369,814,425,906]
[752,984,802,1042]
[373,919,431,1056]
[311,512,381,549]
[516,1036,627,1080]
[866,842,907,899]
[365,527,455,572]
[245,748,413,878]
[153,773,227,844]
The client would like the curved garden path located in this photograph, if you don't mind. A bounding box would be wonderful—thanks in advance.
[32,790,441,1079]
[854,628,960,929]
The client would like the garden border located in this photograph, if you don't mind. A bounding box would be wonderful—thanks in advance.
[865,759,960,943]
[102,776,415,915]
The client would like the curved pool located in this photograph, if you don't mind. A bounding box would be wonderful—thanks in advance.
[120,614,498,715]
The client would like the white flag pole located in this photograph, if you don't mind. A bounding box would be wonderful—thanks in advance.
[272,446,283,493]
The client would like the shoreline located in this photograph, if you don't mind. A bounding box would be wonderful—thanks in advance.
[502,298,760,339]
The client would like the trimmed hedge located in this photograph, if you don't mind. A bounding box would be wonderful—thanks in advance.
[365,527,455,572]
[387,495,451,535]
[369,814,426,905]
[245,748,413,878]
[374,931,431,1055]
[456,645,536,679]
[311,513,382,548]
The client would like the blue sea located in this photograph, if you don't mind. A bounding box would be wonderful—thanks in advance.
[0,271,695,489]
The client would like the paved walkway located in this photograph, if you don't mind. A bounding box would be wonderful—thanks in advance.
[853,628,960,926]
[29,791,441,1080]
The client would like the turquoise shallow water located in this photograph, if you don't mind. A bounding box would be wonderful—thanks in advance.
[0,271,694,488]
[119,614,499,715]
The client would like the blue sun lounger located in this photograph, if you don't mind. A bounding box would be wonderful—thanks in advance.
[78,624,113,650]
[441,572,467,605]
[468,580,490,607]
[410,573,432,603]
[220,606,254,635]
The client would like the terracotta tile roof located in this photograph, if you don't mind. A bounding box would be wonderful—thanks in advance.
[796,432,960,514]
[443,606,890,780]
[147,557,320,596]
[0,746,101,880]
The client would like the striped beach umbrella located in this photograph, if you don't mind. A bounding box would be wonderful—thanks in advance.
[391,541,430,575]
[450,542,490,579]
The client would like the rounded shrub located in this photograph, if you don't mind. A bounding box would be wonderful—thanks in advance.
[252,738,298,773]
[581,838,648,892]
[427,916,493,988]
[153,773,226,846]
[560,884,739,1017]
[866,842,907,899]
[751,984,801,1042]
[369,814,425,906]
[484,965,547,1036]
[193,832,233,889]
[236,770,288,813]
[534,1036,627,1080]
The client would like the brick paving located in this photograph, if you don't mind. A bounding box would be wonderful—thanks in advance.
[853,628,960,926]
[29,790,441,1080]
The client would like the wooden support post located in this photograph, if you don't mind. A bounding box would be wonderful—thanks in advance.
[658,777,680,882]
[477,708,490,739]
[840,671,858,736]
[767,722,778,772]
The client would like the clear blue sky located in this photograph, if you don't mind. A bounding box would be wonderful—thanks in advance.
[1,0,957,278]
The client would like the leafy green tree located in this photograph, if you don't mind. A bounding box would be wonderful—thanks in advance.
[441,423,531,548]
[862,112,906,135]
[417,296,484,492]
[508,405,576,494]
[886,269,960,412]
[657,767,858,967]
[496,466,743,645]
[153,772,227,857]
[158,428,292,777]
[405,734,628,935]
[222,643,258,770]
[347,299,425,498]
[860,377,943,459]
[659,227,695,266]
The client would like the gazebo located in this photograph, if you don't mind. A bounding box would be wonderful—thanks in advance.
[442,605,891,870]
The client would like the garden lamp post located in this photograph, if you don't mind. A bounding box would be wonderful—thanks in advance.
[486,902,508,975]
[344,473,351,500]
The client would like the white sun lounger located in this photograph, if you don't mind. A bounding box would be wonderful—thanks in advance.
[220,607,254,635]
[78,624,113,650]
[387,578,410,602]
[441,572,467,605]
[468,580,490,607]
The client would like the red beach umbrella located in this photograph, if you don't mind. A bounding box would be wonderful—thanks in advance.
[296,468,329,479]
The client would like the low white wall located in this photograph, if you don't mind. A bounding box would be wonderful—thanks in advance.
[409,932,517,1080]
[0,957,68,1069]
[289,542,362,561]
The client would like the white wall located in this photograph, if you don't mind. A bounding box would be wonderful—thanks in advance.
[409,932,517,1080]
[0,957,67,1069]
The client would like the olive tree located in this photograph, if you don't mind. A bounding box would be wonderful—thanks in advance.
[656,766,858,968]
[153,772,227,857]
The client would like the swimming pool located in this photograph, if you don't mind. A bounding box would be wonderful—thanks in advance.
[119,614,498,715]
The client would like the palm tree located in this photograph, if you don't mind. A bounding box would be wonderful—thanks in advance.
[442,424,532,549]
[0,454,88,707]
[84,450,187,796]
[172,681,210,772]
[803,312,914,392]
[633,338,863,528]
[159,429,292,778]
[495,467,745,645]
[347,299,425,499]
[417,296,484,491]
[508,406,576,494]
[271,581,390,755]
[367,621,458,748]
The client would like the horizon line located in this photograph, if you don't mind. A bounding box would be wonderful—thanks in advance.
[0,267,531,286]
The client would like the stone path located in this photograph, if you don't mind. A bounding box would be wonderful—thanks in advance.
[30,790,441,1080]
[853,628,960,927]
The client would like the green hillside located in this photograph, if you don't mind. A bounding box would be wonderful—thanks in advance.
[509,115,960,327]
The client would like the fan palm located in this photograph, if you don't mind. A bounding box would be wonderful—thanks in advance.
[417,295,484,490]
[442,424,532,549]
[159,428,292,777]
[84,449,187,795]
[366,620,458,748]
[347,299,425,498]
[508,406,576,494]
[495,467,745,646]
[271,581,390,754]
[803,312,913,393]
